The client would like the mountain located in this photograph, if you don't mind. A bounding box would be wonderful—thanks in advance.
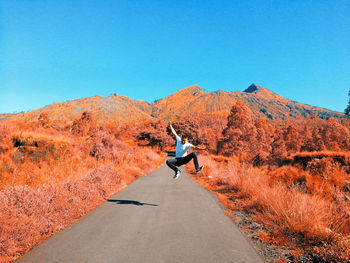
[150,84,345,120]
[0,95,153,125]
[232,84,344,120]
[0,84,345,124]
[243,83,290,102]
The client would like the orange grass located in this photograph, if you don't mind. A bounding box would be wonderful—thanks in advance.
[0,122,166,262]
[187,153,350,262]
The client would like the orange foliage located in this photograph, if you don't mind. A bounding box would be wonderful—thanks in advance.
[1,94,350,262]
[188,106,350,261]
[188,152,350,262]
[0,113,166,262]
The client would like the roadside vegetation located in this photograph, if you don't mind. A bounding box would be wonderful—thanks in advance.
[185,102,350,262]
[0,112,165,262]
[1,98,349,262]
[136,100,350,262]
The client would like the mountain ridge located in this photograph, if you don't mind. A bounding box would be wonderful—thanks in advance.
[0,84,345,124]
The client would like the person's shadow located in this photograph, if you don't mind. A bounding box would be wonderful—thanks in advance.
[107,199,158,206]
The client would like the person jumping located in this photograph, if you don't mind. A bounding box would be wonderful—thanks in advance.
[166,121,205,179]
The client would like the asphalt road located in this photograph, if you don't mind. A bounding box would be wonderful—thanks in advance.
[17,160,263,263]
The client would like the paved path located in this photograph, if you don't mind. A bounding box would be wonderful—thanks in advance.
[17,160,263,263]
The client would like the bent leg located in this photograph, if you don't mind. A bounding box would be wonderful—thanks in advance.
[179,152,199,171]
[166,159,179,173]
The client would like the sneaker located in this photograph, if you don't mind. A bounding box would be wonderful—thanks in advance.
[173,170,181,180]
[196,166,204,174]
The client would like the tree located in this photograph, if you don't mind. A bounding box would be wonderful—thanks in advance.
[135,120,172,148]
[300,120,321,152]
[321,117,350,151]
[71,111,97,137]
[283,124,300,153]
[169,114,208,146]
[217,101,258,161]
[179,113,225,152]
[252,118,274,165]
[345,89,350,116]
[269,128,287,165]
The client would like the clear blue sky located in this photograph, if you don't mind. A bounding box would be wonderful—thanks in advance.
[1,0,349,113]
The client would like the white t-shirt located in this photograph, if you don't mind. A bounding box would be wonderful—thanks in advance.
[175,135,193,158]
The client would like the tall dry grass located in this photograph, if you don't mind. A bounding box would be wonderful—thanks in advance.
[0,122,166,262]
[188,153,350,262]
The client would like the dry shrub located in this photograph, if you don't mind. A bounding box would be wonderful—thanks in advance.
[266,166,307,190]
[0,151,165,262]
[188,154,350,262]
[0,119,166,263]
[310,234,350,263]
[307,157,339,176]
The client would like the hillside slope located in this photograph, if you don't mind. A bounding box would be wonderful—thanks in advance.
[0,84,345,124]
[0,95,154,125]
[150,84,345,120]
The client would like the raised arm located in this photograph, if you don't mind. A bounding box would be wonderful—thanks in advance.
[169,121,180,139]
[191,145,206,150]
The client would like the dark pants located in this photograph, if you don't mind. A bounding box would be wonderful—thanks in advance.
[166,152,199,173]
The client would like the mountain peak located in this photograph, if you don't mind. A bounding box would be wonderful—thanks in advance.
[243,83,289,103]
[178,85,204,95]
[243,83,266,94]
